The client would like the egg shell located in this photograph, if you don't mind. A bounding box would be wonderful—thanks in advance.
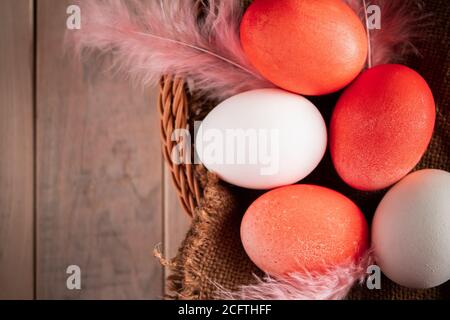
[240,0,367,96]
[330,64,436,191]
[241,185,369,276]
[195,89,327,190]
[372,169,450,289]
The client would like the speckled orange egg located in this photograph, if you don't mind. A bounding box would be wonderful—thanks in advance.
[330,64,436,191]
[240,0,368,96]
[241,185,368,276]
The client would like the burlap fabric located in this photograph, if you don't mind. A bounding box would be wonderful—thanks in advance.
[165,0,450,300]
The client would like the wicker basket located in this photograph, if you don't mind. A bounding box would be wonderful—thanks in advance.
[157,0,450,300]
[158,75,199,217]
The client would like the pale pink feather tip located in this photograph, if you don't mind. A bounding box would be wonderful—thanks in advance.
[68,0,272,101]
[215,250,374,300]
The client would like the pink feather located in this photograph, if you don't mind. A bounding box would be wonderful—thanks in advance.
[215,250,374,300]
[69,0,272,101]
[344,0,426,67]
[69,0,425,101]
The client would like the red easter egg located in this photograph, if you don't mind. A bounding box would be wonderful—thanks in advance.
[241,185,368,276]
[240,0,368,96]
[330,64,436,191]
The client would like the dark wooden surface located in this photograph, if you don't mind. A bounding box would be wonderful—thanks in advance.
[0,0,190,299]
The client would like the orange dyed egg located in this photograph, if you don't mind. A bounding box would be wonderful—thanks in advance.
[240,0,368,96]
[241,185,368,276]
[330,64,436,191]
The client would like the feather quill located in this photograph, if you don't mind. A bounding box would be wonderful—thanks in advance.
[344,0,426,67]
[69,0,272,101]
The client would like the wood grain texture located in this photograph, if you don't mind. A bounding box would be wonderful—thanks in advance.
[164,168,191,258]
[36,0,163,299]
[164,167,191,294]
[0,0,35,300]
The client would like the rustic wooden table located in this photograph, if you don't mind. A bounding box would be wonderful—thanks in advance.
[0,0,190,299]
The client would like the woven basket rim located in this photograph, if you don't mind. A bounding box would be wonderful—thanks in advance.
[158,75,201,217]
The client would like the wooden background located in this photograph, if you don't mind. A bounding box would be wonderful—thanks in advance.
[0,0,190,299]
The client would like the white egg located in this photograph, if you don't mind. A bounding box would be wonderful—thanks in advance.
[195,88,327,189]
[372,169,450,289]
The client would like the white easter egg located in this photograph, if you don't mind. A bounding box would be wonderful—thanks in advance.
[372,169,450,289]
[195,88,327,189]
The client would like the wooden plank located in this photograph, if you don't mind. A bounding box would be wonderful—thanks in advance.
[163,168,191,259]
[163,167,191,294]
[36,0,163,299]
[0,0,35,300]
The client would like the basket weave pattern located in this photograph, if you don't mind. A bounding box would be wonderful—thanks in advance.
[158,75,200,215]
